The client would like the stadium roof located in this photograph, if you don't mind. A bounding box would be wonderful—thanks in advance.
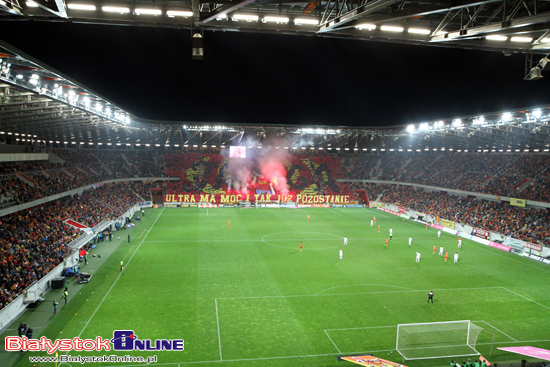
[0,37,549,152]
[1,0,550,54]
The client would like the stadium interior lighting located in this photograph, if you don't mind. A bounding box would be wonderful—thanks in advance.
[434,121,444,129]
[356,23,376,30]
[294,18,318,25]
[67,4,96,10]
[452,119,463,127]
[510,36,533,43]
[532,109,543,119]
[264,16,289,23]
[215,13,227,20]
[233,14,259,21]
[26,1,38,7]
[419,122,429,131]
[408,28,431,35]
[135,8,162,15]
[486,35,507,41]
[473,116,486,125]
[406,124,415,133]
[502,112,513,122]
[381,25,404,33]
[102,6,130,13]
[167,10,193,17]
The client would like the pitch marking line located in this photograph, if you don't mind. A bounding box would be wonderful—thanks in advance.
[60,207,165,365]
[315,284,416,296]
[324,330,341,353]
[476,320,518,342]
[215,298,222,361]
[501,287,550,311]
[216,286,502,300]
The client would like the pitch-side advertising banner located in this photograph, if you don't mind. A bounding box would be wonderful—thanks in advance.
[341,355,409,367]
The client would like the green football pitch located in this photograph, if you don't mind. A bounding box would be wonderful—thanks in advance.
[14,207,550,367]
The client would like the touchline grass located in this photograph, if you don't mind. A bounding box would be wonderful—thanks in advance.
[14,207,550,367]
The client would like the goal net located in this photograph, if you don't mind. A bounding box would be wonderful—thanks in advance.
[396,320,483,360]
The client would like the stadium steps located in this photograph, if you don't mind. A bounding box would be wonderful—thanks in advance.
[15,171,36,188]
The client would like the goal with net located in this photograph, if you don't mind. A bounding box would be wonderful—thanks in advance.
[396,320,483,360]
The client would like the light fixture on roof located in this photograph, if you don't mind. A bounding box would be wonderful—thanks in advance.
[67,4,96,10]
[356,23,376,31]
[486,35,507,41]
[167,10,193,17]
[406,124,415,133]
[381,25,404,33]
[408,28,430,35]
[294,18,318,25]
[502,112,513,122]
[510,36,532,43]
[26,1,39,7]
[532,109,543,119]
[264,16,289,24]
[233,14,259,21]
[135,8,162,15]
[102,6,130,13]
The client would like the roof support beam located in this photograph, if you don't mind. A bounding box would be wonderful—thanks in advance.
[318,0,402,33]
[201,0,257,24]
[430,12,550,42]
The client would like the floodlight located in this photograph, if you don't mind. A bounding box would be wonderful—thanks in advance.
[135,8,162,15]
[294,18,318,25]
[486,35,507,41]
[510,36,532,43]
[408,28,430,35]
[233,14,259,21]
[356,24,376,31]
[406,124,415,133]
[264,16,289,23]
[102,6,130,13]
[452,119,462,127]
[167,10,193,17]
[532,109,542,119]
[68,4,96,10]
[473,115,485,125]
[381,25,404,33]
[26,1,38,7]
[419,122,429,131]
[502,112,513,122]
[434,121,444,128]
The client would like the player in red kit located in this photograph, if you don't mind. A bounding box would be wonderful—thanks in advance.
[373,216,376,223]
[300,242,303,252]
[228,221,230,228]
[385,238,389,247]
[307,215,310,222]
[433,245,437,254]
[426,223,429,230]
[444,252,449,262]
[378,225,380,233]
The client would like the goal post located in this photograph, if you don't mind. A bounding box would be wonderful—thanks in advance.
[396,320,483,360]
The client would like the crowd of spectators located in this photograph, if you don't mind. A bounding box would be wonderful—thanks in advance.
[0,182,144,310]
[341,152,549,202]
[375,184,549,246]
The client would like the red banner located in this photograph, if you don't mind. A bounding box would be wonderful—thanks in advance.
[472,227,490,240]
[523,242,543,252]
[164,193,353,205]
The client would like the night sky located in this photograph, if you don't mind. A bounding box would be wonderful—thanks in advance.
[0,20,549,127]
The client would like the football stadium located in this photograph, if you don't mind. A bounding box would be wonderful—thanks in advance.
[1,2,550,367]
